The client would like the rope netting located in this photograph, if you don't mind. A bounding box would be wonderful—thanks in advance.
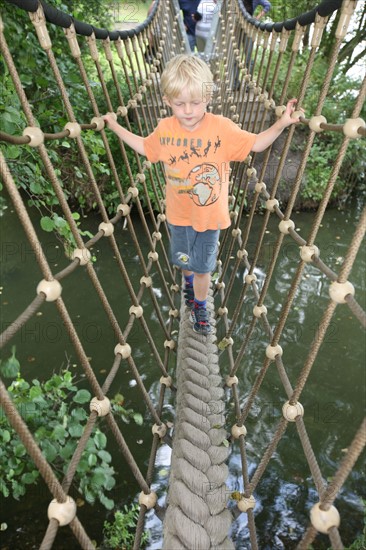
[0,0,365,548]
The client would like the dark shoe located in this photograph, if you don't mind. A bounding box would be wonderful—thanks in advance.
[190,306,212,335]
[183,286,194,308]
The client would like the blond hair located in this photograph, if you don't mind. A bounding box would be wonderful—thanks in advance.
[160,54,214,101]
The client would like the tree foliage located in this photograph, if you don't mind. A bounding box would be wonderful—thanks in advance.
[0,349,143,509]
[267,0,366,75]
[0,0,364,245]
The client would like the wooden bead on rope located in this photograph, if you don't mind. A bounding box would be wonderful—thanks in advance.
[160,375,172,387]
[152,423,167,438]
[91,117,105,131]
[310,503,340,534]
[226,375,238,387]
[64,122,81,138]
[231,424,247,438]
[253,304,267,318]
[238,495,256,512]
[129,305,143,318]
[138,491,157,509]
[152,231,162,241]
[23,126,44,147]
[237,249,248,259]
[265,198,279,212]
[47,496,76,526]
[99,222,114,236]
[128,186,139,198]
[275,105,286,117]
[117,106,128,117]
[140,276,152,287]
[329,280,355,304]
[266,344,283,360]
[309,115,326,132]
[264,98,275,110]
[221,336,234,348]
[278,219,295,234]
[117,203,131,216]
[90,396,111,417]
[72,248,91,266]
[37,279,62,302]
[245,274,257,284]
[282,400,304,421]
[300,245,319,262]
[291,110,304,120]
[114,343,131,359]
[343,117,365,139]
[148,251,159,262]
[164,339,175,350]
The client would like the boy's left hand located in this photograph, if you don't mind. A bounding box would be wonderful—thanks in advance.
[282,98,305,127]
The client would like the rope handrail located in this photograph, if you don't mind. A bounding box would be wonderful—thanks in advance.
[1,113,364,146]
[5,0,160,39]
[238,0,343,32]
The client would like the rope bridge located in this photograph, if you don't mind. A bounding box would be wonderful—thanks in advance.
[0,0,365,548]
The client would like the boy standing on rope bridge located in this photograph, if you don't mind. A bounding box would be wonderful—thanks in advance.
[103,54,303,335]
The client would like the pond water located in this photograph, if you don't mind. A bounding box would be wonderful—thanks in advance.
[0,192,365,549]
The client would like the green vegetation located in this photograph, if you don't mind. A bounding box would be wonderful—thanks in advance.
[1,0,159,256]
[0,348,143,510]
[102,504,149,549]
[261,48,365,208]
[343,501,366,549]
[1,0,364,257]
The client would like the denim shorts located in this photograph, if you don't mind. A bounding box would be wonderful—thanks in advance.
[168,224,219,274]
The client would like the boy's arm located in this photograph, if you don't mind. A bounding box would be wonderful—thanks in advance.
[251,99,303,153]
[103,114,145,156]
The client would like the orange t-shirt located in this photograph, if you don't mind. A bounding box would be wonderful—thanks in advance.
[144,113,256,231]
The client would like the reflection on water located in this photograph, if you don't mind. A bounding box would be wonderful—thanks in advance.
[0,197,365,548]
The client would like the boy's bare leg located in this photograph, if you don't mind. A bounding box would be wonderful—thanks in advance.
[182,269,194,280]
[192,272,210,301]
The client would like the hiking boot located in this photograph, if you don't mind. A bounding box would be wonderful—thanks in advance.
[183,286,194,308]
[190,306,212,335]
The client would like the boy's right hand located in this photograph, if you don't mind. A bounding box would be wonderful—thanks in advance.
[103,113,117,127]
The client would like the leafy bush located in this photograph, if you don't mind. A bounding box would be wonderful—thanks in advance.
[264,51,365,208]
[1,2,162,258]
[103,504,149,549]
[0,350,143,510]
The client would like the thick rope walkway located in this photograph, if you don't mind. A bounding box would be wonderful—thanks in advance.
[163,291,234,549]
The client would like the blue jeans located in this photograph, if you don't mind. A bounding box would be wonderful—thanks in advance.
[187,32,196,52]
[168,224,219,273]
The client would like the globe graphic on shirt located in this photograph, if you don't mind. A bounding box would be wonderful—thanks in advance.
[188,163,221,207]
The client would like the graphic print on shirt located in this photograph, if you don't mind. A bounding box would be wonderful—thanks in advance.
[189,163,221,206]
[143,112,257,231]
[164,135,223,207]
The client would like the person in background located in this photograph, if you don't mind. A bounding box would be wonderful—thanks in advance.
[145,0,157,64]
[244,0,271,20]
[179,0,200,51]
[193,0,218,55]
